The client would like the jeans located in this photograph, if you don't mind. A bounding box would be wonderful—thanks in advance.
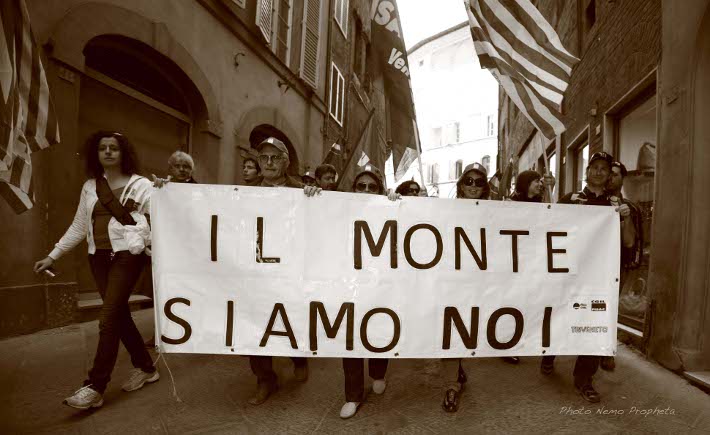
[542,355,599,385]
[249,356,307,387]
[84,250,155,393]
[441,358,466,390]
[342,358,388,402]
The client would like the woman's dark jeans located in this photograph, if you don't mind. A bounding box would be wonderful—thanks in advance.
[342,358,388,402]
[84,250,155,393]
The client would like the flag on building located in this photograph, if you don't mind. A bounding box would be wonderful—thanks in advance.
[464,0,579,139]
[370,0,422,181]
[0,0,60,214]
[336,110,387,191]
[322,142,344,170]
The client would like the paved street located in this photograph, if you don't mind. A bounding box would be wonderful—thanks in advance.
[1,309,709,434]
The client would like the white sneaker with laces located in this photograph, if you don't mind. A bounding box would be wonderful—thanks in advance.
[340,402,361,419]
[63,385,103,410]
[372,379,387,395]
[121,368,160,392]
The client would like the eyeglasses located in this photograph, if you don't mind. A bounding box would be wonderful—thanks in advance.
[355,182,380,193]
[462,176,487,187]
[258,154,286,164]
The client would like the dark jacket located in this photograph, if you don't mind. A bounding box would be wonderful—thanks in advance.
[260,175,304,188]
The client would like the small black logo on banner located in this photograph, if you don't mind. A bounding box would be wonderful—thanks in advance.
[591,300,607,311]
[573,302,587,310]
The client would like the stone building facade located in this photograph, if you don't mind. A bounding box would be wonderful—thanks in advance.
[499,0,710,380]
[0,0,388,338]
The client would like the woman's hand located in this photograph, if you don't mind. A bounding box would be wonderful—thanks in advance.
[151,174,172,188]
[304,185,322,197]
[33,257,54,274]
[387,190,402,202]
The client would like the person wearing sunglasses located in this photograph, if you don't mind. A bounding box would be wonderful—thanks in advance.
[541,151,633,404]
[395,180,422,197]
[303,164,398,419]
[441,162,490,413]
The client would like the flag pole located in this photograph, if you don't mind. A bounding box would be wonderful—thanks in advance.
[537,133,553,202]
[412,119,428,194]
[336,109,376,191]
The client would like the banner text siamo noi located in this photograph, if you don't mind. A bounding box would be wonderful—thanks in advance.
[159,216,572,355]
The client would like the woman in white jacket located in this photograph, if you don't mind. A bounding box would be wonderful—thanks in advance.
[34,131,158,410]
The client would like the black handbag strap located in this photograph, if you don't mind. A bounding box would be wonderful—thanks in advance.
[96,177,136,226]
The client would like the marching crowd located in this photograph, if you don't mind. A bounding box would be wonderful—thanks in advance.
[32,131,641,418]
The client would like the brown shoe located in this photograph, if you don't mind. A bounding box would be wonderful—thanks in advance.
[294,362,309,382]
[600,356,615,371]
[248,382,277,406]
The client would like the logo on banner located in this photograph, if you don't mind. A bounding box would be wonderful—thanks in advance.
[591,300,607,311]
[573,302,588,310]
[571,326,609,334]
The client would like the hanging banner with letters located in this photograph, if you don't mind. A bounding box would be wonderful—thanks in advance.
[151,184,619,358]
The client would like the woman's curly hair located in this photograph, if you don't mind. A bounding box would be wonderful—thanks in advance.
[83,131,140,179]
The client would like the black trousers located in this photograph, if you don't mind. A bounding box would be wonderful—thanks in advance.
[342,358,388,402]
[249,356,307,386]
[85,250,155,393]
[542,355,599,384]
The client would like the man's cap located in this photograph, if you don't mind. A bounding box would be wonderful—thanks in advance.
[461,162,488,179]
[353,164,385,192]
[256,137,289,156]
[588,151,613,168]
[302,170,315,181]
[611,161,628,177]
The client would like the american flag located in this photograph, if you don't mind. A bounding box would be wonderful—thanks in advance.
[0,0,60,214]
[464,0,578,139]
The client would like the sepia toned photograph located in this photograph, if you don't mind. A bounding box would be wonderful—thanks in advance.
[1,0,709,433]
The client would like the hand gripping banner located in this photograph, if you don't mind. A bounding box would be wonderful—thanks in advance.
[151,185,619,358]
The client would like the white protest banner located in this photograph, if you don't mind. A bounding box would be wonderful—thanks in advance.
[151,184,619,358]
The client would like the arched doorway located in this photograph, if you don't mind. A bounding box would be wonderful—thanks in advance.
[79,35,207,178]
[75,35,207,295]
[249,124,300,176]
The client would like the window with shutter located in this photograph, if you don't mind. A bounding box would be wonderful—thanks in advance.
[272,0,293,66]
[256,0,274,42]
[329,62,345,125]
[334,0,348,37]
[300,0,321,88]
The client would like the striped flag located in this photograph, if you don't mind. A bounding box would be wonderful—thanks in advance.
[0,0,60,213]
[464,0,578,139]
[336,110,387,191]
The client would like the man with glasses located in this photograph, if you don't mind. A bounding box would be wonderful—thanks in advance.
[256,137,303,188]
[541,151,634,404]
[248,137,307,406]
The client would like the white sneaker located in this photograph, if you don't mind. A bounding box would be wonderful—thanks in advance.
[63,385,103,410]
[121,368,160,392]
[372,379,387,395]
[340,402,361,419]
